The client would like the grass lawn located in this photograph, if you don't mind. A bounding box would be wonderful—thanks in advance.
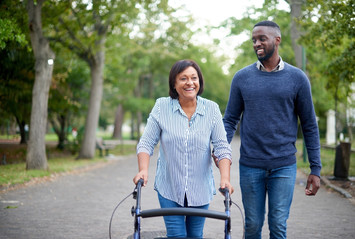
[0,139,137,188]
[296,140,355,177]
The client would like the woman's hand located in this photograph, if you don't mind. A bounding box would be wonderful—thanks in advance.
[220,179,234,195]
[133,170,148,186]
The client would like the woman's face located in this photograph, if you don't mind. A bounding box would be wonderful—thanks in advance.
[174,66,200,102]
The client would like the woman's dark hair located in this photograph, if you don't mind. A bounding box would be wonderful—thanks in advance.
[169,59,204,99]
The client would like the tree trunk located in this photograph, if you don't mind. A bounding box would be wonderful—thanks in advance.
[78,46,105,159]
[289,0,303,69]
[26,0,55,170]
[136,111,142,140]
[112,104,124,140]
[15,117,27,144]
[50,114,67,150]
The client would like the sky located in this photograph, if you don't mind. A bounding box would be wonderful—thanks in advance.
[169,0,290,70]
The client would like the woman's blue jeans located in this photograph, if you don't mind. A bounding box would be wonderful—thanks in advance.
[239,163,297,239]
[157,192,209,238]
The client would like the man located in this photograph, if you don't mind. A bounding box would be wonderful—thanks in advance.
[223,20,322,238]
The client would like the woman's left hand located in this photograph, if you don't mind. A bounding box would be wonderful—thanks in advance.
[220,179,234,195]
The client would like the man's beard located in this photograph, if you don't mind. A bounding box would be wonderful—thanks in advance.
[256,44,275,62]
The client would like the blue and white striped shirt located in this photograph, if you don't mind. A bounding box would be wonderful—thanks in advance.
[137,96,232,207]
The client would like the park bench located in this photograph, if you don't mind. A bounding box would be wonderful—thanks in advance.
[95,138,116,157]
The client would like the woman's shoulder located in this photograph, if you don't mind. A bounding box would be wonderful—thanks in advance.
[198,96,220,110]
[155,96,173,104]
[153,97,177,111]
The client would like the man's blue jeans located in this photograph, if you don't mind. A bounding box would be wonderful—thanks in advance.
[157,192,209,238]
[239,163,297,239]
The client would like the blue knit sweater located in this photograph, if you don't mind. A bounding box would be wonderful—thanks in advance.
[223,62,322,176]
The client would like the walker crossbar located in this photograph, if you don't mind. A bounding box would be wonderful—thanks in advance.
[130,179,232,239]
[138,208,230,220]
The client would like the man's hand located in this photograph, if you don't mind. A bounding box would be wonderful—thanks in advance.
[305,174,320,196]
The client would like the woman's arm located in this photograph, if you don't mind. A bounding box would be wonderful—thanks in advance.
[218,158,234,194]
[133,152,150,186]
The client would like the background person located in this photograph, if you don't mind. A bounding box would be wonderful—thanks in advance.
[223,20,322,239]
[133,59,233,238]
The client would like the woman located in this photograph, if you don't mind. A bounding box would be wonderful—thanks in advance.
[133,59,233,238]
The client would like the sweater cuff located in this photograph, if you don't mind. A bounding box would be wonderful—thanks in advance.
[310,165,321,177]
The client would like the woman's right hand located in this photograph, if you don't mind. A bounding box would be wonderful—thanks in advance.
[133,170,148,186]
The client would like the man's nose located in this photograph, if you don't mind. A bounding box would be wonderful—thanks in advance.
[254,40,261,47]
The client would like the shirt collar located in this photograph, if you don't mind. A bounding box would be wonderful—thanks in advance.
[172,96,205,116]
[256,57,284,72]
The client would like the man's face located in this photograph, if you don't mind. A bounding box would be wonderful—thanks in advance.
[252,26,280,62]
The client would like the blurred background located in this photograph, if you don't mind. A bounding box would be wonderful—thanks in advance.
[0,0,354,182]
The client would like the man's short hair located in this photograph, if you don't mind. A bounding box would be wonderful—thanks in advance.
[254,20,281,37]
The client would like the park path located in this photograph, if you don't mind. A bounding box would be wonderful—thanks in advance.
[0,137,354,239]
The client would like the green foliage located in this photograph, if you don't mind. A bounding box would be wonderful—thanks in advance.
[297,0,355,139]
[0,42,34,143]
[299,0,354,99]
[0,0,29,49]
[0,0,34,143]
[123,98,155,114]
[0,19,28,49]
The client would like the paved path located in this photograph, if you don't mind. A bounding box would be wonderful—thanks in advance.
[0,138,354,239]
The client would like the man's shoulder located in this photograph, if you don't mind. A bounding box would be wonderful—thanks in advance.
[238,63,257,72]
[233,63,257,77]
[283,62,304,73]
[283,62,309,79]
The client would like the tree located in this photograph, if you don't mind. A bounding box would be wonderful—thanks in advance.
[0,43,34,144]
[0,0,32,144]
[45,0,166,158]
[299,0,355,141]
[285,0,303,69]
[26,0,55,170]
[48,52,85,150]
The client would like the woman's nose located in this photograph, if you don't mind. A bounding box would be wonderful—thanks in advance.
[186,78,193,84]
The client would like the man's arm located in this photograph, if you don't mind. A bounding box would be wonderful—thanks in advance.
[223,75,244,143]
